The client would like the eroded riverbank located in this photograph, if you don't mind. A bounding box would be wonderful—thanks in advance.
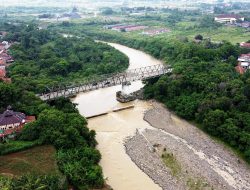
[74,42,250,190]
[125,101,250,190]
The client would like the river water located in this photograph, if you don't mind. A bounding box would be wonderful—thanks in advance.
[72,43,163,190]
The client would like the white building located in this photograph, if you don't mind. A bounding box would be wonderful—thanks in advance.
[238,54,250,69]
[215,14,244,24]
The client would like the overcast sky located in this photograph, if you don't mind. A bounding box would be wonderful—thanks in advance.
[0,0,247,8]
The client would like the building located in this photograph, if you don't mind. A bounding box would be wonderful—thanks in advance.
[214,14,244,24]
[0,59,6,67]
[236,54,250,74]
[0,107,35,139]
[240,42,250,49]
[0,68,6,78]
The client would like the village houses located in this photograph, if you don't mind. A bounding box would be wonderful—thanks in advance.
[240,42,250,49]
[0,40,13,83]
[0,106,35,139]
[236,53,250,74]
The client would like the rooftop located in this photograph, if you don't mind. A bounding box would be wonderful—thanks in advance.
[0,69,6,78]
[239,54,250,59]
[240,42,250,48]
[0,107,26,126]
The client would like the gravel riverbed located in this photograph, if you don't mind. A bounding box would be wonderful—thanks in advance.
[124,101,250,190]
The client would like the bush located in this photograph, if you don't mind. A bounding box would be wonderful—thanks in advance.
[0,141,38,156]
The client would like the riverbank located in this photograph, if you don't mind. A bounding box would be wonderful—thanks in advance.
[125,101,250,190]
[73,42,165,189]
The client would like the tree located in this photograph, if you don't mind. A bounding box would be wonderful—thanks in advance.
[194,34,203,41]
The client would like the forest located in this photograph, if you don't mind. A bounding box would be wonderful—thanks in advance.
[3,22,129,93]
[0,21,130,189]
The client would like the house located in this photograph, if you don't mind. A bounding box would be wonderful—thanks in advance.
[238,54,250,63]
[0,67,11,83]
[0,68,6,78]
[0,52,14,63]
[0,60,6,69]
[236,54,250,74]
[240,42,250,49]
[0,106,35,139]
[214,14,244,24]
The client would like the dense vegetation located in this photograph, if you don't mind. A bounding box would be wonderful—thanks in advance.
[142,40,250,163]
[0,174,65,190]
[0,79,104,189]
[19,99,104,189]
[66,28,250,163]
[3,23,128,93]
[0,21,132,189]
[113,37,250,163]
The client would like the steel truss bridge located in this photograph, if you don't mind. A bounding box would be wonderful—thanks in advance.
[39,64,172,101]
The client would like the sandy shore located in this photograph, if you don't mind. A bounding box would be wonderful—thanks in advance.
[125,101,250,190]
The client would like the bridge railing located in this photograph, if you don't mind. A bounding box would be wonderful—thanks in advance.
[40,64,171,101]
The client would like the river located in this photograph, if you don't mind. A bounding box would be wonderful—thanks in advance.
[72,43,163,190]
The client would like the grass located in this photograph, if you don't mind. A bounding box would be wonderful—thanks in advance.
[0,140,38,156]
[0,145,60,177]
[101,19,249,44]
[187,177,212,190]
[161,152,181,178]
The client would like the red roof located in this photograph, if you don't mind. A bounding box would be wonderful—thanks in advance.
[240,43,250,48]
[0,59,5,65]
[0,69,6,78]
[239,54,250,60]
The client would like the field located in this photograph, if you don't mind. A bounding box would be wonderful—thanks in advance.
[50,14,249,45]
[0,145,60,177]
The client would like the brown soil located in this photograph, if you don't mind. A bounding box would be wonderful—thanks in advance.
[0,145,59,177]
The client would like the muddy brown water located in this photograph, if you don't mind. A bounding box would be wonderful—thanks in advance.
[72,43,163,190]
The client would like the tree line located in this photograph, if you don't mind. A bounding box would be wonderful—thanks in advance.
[72,29,250,163]
[3,23,128,93]
[0,21,130,189]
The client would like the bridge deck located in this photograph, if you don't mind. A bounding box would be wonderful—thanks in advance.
[40,64,171,101]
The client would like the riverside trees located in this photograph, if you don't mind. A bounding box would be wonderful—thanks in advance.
[0,81,104,189]
[0,21,130,189]
[81,29,250,163]
[141,39,250,163]
[5,23,129,93]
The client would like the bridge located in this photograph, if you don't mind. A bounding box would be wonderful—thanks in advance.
[40,64,171,101]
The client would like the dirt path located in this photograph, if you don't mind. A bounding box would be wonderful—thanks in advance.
[125,101,250,190]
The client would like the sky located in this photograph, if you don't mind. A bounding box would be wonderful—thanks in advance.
[0,0,247,8]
